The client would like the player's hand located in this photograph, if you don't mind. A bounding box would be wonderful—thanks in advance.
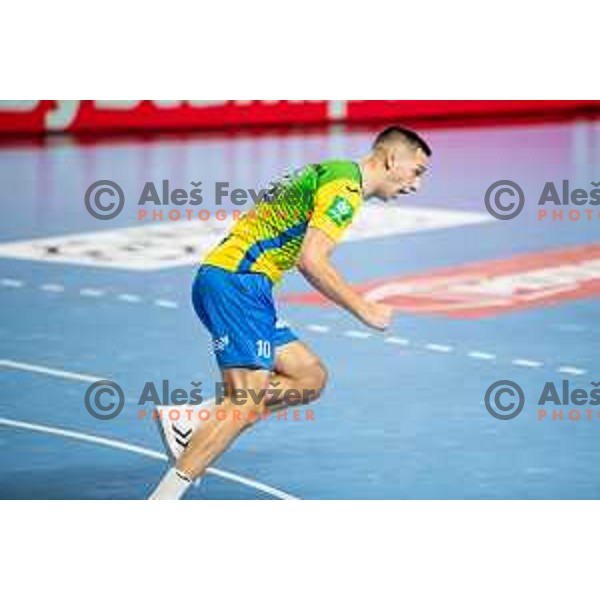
[358,301,394,331]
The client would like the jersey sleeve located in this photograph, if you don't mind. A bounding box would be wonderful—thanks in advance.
[309,178,363,243]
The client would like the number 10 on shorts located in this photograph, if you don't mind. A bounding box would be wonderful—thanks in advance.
[257,340,271,358]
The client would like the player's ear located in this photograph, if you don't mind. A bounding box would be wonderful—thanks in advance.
[384,146,394,172]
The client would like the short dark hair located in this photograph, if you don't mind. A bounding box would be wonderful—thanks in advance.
[373,126,432,157]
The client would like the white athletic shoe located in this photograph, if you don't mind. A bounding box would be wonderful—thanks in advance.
[155,406,199,464]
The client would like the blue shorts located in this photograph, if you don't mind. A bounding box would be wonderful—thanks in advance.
[191,265,298,370]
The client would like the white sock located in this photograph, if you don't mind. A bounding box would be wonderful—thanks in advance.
[148,468,193,500]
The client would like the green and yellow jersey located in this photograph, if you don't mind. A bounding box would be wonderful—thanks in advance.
[203,160,363,283]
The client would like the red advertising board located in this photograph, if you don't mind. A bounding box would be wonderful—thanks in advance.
[0,100,598,136]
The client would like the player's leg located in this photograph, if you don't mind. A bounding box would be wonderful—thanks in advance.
[149,344,327,499]
[167,340,327,484]
[149,265,279,499]
[173,366,270,481]
[154,336,327,468]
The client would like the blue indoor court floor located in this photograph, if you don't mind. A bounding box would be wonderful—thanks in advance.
[0,119,599,499]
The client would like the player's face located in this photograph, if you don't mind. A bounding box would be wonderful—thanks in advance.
[379,146,429,200]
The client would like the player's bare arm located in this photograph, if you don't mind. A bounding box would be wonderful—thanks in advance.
[297,227,393,331]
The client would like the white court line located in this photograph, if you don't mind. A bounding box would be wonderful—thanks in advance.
[425,343,453,353]
[117,293,141,303]
[0,417,297,500]
[343,330,372,339]
[512,359,544,368]
[79,288,105,297]
[384,337,410,346]
[154,299,179,309]
[467,351,496,361]
[1,278,24,288]
[0,359,102,383]
[0,359,298,500]
[39,283,64,293]
[557,366,587,376]
[306,324,330,333]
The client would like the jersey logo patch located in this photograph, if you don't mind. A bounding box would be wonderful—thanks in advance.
[326,196,354,226]
[212,334,230,353]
